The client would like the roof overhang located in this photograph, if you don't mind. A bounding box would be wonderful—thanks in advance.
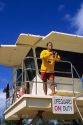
[0,34,42,67]
[0,45,30,67]
[16,33,42,46]
[36,31,83,53]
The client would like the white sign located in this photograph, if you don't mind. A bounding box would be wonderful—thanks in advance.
[52,96,74,114]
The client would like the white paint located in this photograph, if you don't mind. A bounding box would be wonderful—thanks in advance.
[30,75,54,96]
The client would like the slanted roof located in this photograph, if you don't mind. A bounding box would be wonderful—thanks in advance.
[36,31,83,53]
[0,45,30,67]
[0,34,42,67]
[16,33,42,46]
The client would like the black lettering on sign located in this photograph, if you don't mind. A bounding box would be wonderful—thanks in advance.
[63,106,72,111]
[63,106,66,111]
[54,98,72,104]
[54,99,61,104]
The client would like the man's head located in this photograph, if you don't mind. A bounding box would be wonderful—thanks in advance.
[46,42,53,51]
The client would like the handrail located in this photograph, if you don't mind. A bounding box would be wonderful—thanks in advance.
[24,56,81,79]
[24,67,72,74]
[24,80,73,86]
[73,65,81,80]
[17,56,79,77]
[24,57,72,75]
[24,56,72,65]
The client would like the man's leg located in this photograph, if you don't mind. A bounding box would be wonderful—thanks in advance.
[49,73,55,95]
[41,72,47,95]
[43,81,47,95]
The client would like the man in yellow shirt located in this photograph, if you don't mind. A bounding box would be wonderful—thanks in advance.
[40,42,60,95]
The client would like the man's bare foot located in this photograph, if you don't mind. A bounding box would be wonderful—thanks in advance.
[49,92,56,96]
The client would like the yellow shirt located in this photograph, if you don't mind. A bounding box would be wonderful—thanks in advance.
[40,50,60,73]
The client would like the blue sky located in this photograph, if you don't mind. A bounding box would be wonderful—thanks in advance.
[0,0,83,117]
[0,0,83,45]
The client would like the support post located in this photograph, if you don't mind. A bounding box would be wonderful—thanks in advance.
[28,111,45,125]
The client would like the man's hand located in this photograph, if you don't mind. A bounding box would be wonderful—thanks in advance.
[49,52,53,55]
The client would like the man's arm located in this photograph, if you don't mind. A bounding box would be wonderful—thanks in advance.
[40,50,51,59]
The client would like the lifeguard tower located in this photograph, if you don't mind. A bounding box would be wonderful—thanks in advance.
[0,31,83,124]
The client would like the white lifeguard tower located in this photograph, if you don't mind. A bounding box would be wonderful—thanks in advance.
[0,31,83,124]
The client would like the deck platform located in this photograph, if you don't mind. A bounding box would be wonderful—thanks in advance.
[4,91,83,120]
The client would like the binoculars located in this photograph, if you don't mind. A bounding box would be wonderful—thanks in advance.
[53,51,58,55]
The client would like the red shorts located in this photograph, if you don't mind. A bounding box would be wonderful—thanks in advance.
[41,72,54,82]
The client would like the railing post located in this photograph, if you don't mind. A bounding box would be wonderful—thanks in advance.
[33,47,38,95]
[22,60,24,85]
[24,66,27,90]
[71,63,75,95]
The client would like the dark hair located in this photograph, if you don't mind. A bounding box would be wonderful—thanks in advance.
[46,42,53,46]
